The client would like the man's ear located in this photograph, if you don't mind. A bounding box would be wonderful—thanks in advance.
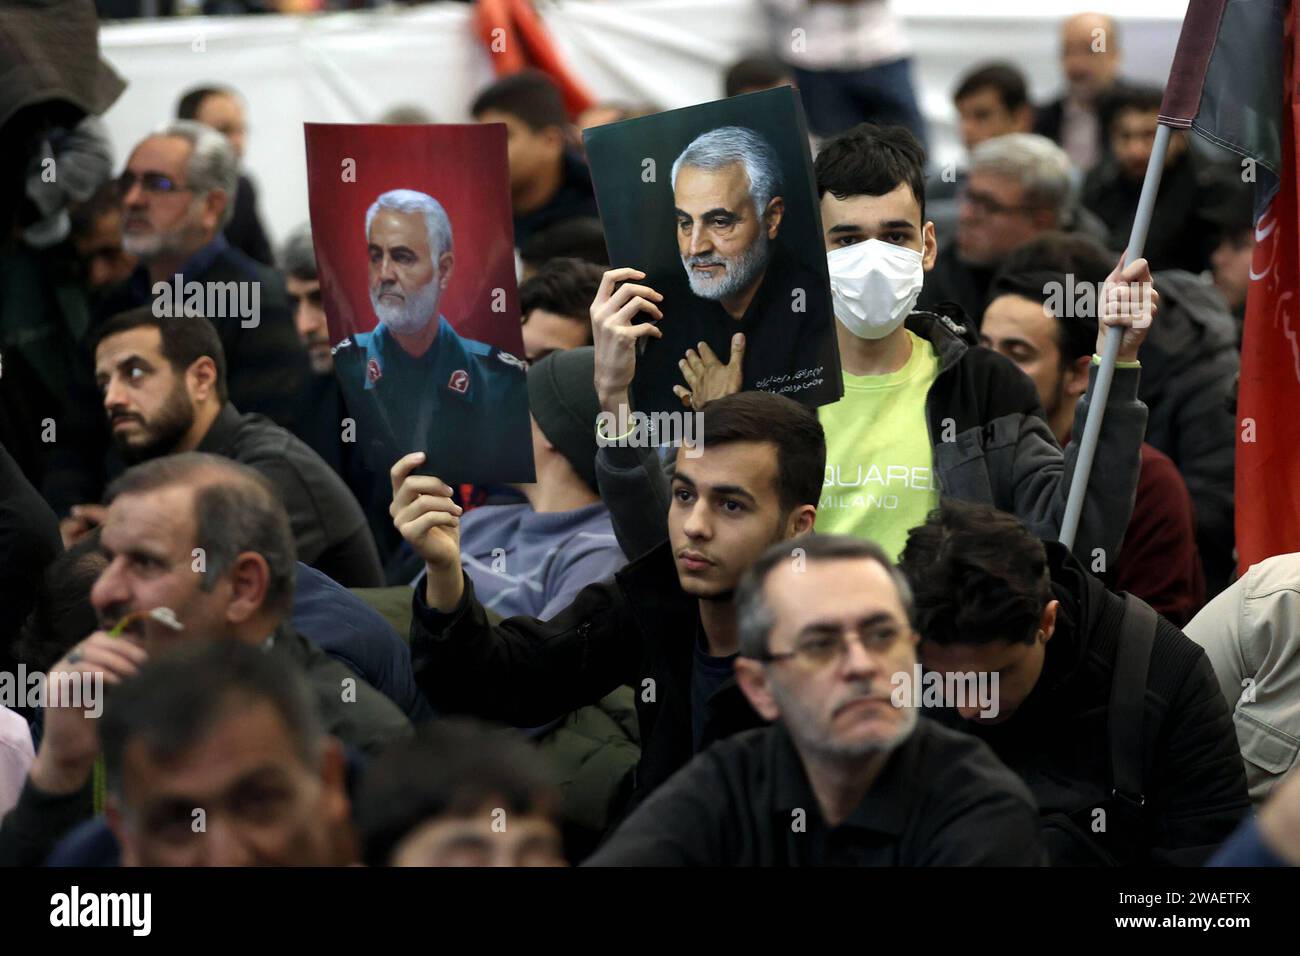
[735,658,780,722]
[787,504,816,537]
[225,551,271,626]
[540,124,567,156]
[764,196,785,238]
[317,737,357,865]
[1039,599,1059,644]
[1064,353,1092,398]
[437,251,455,289]
[202,190,229,233]
[922,220,938,271]
[187,356,219,404]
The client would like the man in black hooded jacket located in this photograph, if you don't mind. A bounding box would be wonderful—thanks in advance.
[898,498,1249,866]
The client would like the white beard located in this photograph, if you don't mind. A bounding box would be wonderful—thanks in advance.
[682,231,771,301]
[371,278,442,335]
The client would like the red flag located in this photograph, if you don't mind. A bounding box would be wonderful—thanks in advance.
[1236,9,1300,573]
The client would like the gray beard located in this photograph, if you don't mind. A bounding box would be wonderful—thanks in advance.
[771,679,918,761]
[682,231,771,302]
[371,279,442,336]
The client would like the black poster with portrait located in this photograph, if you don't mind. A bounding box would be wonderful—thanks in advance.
[584,86,841,416]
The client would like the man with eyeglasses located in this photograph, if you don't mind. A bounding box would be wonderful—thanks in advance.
[585,534,1044,866]
[917,133,1111,329]
[44,120,308,525]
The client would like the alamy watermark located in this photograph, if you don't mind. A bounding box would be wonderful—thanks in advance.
[890,664,1000,719]
[152,275,260,328]
[0,666,104,718]
[595,405,704,458]
[1042,274,1153,327]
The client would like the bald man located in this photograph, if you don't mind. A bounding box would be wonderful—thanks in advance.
[1033,12,1123,172]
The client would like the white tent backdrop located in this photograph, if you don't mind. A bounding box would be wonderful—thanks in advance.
[97,0,1191,248]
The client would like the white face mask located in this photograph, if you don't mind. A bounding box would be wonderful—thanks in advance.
[826,239,924,340]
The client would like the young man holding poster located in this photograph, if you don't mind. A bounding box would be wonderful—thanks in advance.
[594,123,1154,569]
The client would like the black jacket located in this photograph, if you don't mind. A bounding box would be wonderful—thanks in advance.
[196,403,384,588]
[1135,270,1240,595]
[1081,151,1246,276]
[409,541,765,807]
[0,442,61,675]
[224,172,273,266]
[42,238,309,515]
[586,719,1045,866]
[937,541,1250,865]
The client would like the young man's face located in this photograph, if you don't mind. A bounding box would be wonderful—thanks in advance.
[476,110,564,198]
[1111,108,1166,183]
[957,170,1050,267]
[1210,229,1254,312]
[668,440,804,600]
[980,293,1069,421]
[521,308,590,365]
[111,701,351,867]
[819,180,937,268]
[955,88,1029,152]
[95,326,199,463]
[917,601,1057,724]
[286,275,331,374]
[120,136,218,262]
[737,557,919,760]
[674,163,779,302]
[91,485,234,651]
[389,805,565,867]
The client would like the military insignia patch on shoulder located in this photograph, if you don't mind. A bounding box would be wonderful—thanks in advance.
[448,369,470,394]
[496,350,527,372]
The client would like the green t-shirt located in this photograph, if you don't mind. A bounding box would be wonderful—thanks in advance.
[816,329,941,560]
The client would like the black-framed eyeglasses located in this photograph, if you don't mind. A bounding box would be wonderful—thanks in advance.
[958,186,1035,218]
[754,623,910,668]
[116,171,192,198]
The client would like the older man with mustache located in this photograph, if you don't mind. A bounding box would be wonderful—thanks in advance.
[586,534,1044,866]
[332,189,531,485]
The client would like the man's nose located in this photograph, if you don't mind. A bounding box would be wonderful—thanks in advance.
[840,635,883,680]
[379,254,399,283]
[682,500,712,540]
[204,817,258,867]
[90,556,130,616]
[103,378,128,413]
[688,225,711,258]
[121,179,147,210]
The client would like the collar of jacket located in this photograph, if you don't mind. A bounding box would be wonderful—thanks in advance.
[613,541,766,743]
[613,540,700,651]
[1026,539,1094,703]
[903,309,977,374]
[365,316,479,403]
[194,402,244,457]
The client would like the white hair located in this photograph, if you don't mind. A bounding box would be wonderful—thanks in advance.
[671,126,783,215]
[365,189,453,259]
[970,133,1077,225]
[152,120,240,228]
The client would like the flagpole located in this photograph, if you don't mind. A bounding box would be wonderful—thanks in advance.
[1058,123,1173,552]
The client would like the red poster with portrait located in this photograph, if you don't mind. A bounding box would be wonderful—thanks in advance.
[304,123,533,485]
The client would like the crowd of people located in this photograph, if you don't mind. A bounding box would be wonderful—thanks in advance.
[1,1,1298,870]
